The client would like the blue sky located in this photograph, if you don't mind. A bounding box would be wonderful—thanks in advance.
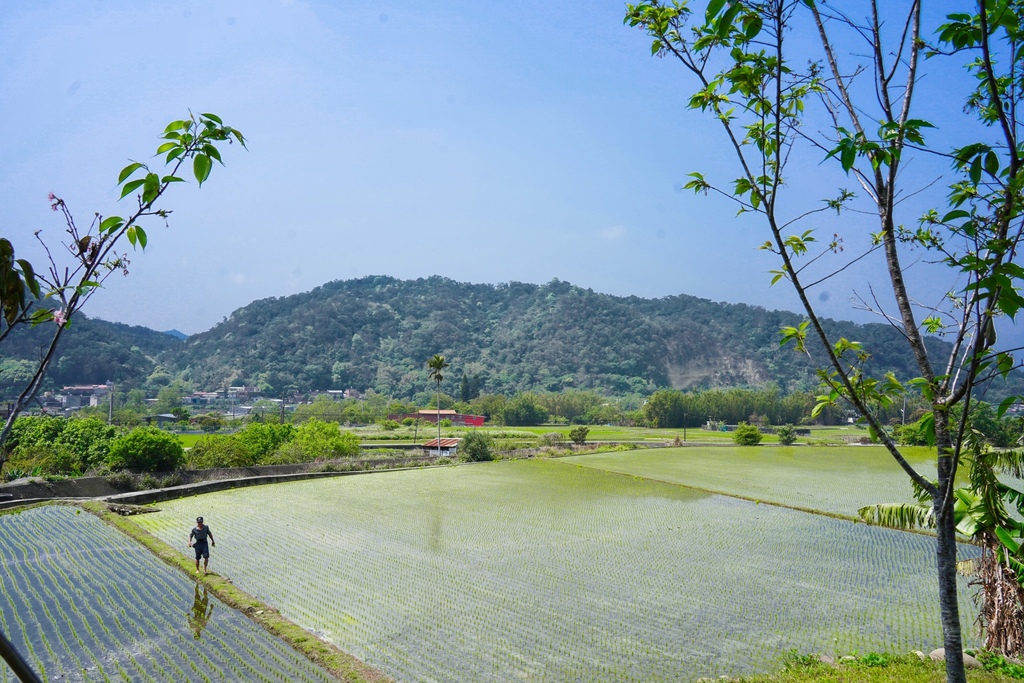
[0,0,981,334]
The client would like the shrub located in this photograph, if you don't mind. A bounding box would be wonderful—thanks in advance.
[188,436,255,469]
[104,472,138,491]
[776,424,797,446]
[195,413,224,433]
[270,418,359,462]
[7,443,79,476]
[235,422,295,463]
[2,466,33,482]
[55,418,117,471]
[4,416,117,475]
[538,432,565,447]
[379,419,400,431]
[893,417,932,446]
[460,431,494,462]
[501,395,549,426]
[158,473,184,488]
[106,427,185,472]
[733,422,763,446]
[569,426,589,445]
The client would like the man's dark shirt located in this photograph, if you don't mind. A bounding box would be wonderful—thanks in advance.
[190,526,213,544]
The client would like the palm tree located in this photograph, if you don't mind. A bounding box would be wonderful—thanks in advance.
[427,354,449,455]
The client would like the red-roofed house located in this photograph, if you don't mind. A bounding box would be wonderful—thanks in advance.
[421,438,461,457]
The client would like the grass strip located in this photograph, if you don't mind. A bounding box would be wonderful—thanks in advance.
[738,651,1022,683]
[81,501,392,683]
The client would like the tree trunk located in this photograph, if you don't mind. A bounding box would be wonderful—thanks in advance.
[936,444,968,683]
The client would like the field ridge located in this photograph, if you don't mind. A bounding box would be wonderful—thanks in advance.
[81,501,392,683]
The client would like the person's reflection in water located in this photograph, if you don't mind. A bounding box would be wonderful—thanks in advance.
[188,582,214,639]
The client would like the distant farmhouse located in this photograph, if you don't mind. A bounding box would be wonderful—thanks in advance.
[59,383,113,410]
[421,437,461,457]
[389,410,485,427]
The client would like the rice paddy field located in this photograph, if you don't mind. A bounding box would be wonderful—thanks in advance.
[565,445,937,517]
[0,505,340,683]
[131,457,979,683]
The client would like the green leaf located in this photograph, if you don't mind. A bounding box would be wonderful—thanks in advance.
[998,395,1019,419]
[134,226,147,249]
[919,411,936,446]
[193,154,212,186]
[164,119,190,133]
[29,308,51,327]
[141,172,160,205]
[118,162,144,184]
[203,144,223,164]
[998,352,1015,378]
[15,259,39,298]
[744,14,762,39]
[942,209,970,222]
[859,502,934,529]
[155,142,178,156]
[705,0,726,21]
[119,178,146,199]
[99,216,124,234]
[995,526,1022,555]
[201,112,223,124]
[985,151,1000,176]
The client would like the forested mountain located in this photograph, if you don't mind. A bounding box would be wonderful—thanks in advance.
[5,276,1003,401]
[157,275,960,399]
[0,316,181,394]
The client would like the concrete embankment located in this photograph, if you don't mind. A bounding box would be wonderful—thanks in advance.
[0,455,441,510]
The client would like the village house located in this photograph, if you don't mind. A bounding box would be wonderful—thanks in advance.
[421,437,461,457]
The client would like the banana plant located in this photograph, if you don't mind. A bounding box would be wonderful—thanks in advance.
[860,443,1024,655]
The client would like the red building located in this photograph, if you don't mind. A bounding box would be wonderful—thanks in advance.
[389,410,486,427]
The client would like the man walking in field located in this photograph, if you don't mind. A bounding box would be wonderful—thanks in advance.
[187,516,216,574]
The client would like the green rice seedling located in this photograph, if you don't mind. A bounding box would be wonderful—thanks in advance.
[566,445,937,517]
[0,505,345,683]
[134,460,978,682]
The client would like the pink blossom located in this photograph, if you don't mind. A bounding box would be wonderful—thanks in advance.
[47,193,56,201]
[53,309,67,327]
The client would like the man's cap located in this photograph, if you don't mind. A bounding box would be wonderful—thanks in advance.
[196,516,203,523]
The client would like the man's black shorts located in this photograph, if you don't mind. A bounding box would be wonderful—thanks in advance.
[193,541,209,560]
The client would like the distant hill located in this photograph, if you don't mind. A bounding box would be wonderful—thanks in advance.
[162,329,188,341]
[158,275,968,399]
[5,276,1015,402]
[0,315,182,394]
